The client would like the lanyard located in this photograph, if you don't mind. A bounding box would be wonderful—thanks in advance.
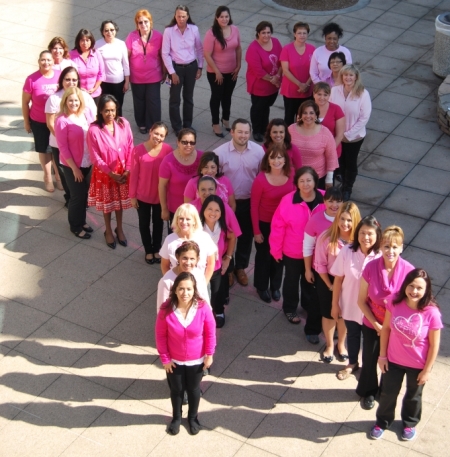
[139,31,151,61]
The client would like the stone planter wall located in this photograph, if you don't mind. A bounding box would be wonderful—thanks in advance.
[438,75,450,135]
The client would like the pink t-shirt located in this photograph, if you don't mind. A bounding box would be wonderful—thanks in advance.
[23,70,60,123]
[129,142,173,204]
[245,38,282,97]
[320,102,345,158]
[288,124,338,179]
[330,245,380,324]
[203,26,241,74]
[280,42,315,99]
[386,300,442,369]
[262,143,302,171]
[184,175,234,205]
[69,50,105,98]
[303,211,334,259]
[250,172,295,234]
[125,29,163,84]
[362,256,415,330]
[159,151,203,213]
[314,235,347,274]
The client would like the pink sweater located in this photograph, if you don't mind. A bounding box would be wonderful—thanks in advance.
[87,118,133,174]
[251,172,295,234]
[155,300,216,365]
[270,189,325,260]
[129,143,173,203]
[69,49,105,98]
[203,26,241,74]
[262,143,302,171]
[245,38,282,96]
[288,124,338,179]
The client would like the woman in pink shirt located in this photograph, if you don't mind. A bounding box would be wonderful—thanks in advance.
[280,22,315,125]
[330,215,382,381]
[156,271,216,436]
[48,37,76,71]
[70,29,105,103]
[324,52,346,87]
[245,21,282,142]
[251,145,294,304]
[357,226,414,410]
[330,64,372,201]
[87,94,133,249]
[204,6,241,137]
[126,10,163,134]
[130,122,173,265]
[22,50,60,192]
[54,87,95,239]
[263,119,302,171]
[370,269,442,441]
[288,100,338,190]
[313,202,361,363]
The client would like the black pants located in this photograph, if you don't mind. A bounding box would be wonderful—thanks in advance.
[210,268,225,315]
[254,220,283,292]
[61,165,91,233]
[250,92,278,136]
[282,255,322,335]
[339,139,364,192]
[207,72,237,125]
[376,361,424,429]
[169,61,198,133]
[51,147,70,203]
[136,200,163,254]
[234,199,253,270]
[131,82,161,130]
[315,271,334,320]
[356,324,381,398]
[344,319,362,365]
[167,363,203,420]
[283,96,310,126]
[101,80,126,117]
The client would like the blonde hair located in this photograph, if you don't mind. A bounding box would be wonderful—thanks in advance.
[134,9,153,29]
[171,203,202,235]
[340,64,365,98]
[322,202,361,254]
[59,87,85,116]
[382,225,404,246]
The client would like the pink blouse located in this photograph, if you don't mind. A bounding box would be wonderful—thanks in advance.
[69,49,105,98]
[203,25,241,74]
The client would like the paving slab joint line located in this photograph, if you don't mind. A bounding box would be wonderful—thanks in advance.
[261,0,370,16]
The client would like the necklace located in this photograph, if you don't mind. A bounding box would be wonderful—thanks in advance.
[177,149,194,162]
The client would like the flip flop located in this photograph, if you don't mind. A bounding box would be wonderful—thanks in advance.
[337,363,359,381]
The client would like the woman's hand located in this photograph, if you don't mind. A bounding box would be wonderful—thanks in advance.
[231,66,240,81]
[119,170,130,184]
[417,369,430,385]
[374,321,383,335]
[171,73,180,85]
[131,198,139,209]
[72,167,84,182]
[214,71,223,85]
[271,75,281,87]
[163,361,176,374]
[378,358,389,374]
[24,120,32,134]
[297,83,309,93]
[195,68,202,80]
[161,208,170,221]
[254,234,264,244]
[123,81,130,93]
[331,304,341,322]
[203,355,213,370]
[109,171,122,183]
[87,88,95,94]
[305,269,314,284]
[221,256,231,275]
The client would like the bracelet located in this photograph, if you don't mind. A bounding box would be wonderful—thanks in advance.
[378,356,387,360]
[224,255,232,260]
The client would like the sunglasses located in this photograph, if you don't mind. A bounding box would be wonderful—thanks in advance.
[180,140,196,146]
[104,28,115,32]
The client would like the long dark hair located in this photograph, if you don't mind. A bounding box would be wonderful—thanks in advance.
[74,29,96,53]
[166,5,195,27]
[393,268,437,311]
[57,66,81,91]
[93,94,123,128]
[263,118,292,149]
[160,272,202,316]
[196,151,224,178]
[200,195,227,235]
[351,215,381,254]
[211,6,233,50]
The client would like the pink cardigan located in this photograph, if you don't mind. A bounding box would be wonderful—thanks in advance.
[87,118,133,174]
[155,300,216,365]
[270,189,325,260]
[54,109,96,167]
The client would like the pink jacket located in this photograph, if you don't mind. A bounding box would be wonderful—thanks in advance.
[155,300,216,365]
[270,189,325,260]
[54,109,96,168]
[87,118,133,174]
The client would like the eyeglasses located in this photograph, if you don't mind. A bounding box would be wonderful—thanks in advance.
[64,78,78,82]
[180,140,196,146]
[138,21,149,24]
[330,60,343,64]
[104,29,115,32]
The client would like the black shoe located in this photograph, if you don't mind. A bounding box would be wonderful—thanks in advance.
[257,289,271,303]
[145,254,154,265]
[168,418,181,435]
[271,289,281,301]
[343,190,351,202]
[72,230,91,239]
[212,125,224,138]
[362,395,375,410]
[188,417,201,435]
[215,314,225,328]
[153,255,161,264]
[221,119,231,132]
[83,225,93,233]
[104,231,116,249]
[306,334,320,345]
[253,133,264,142]
[139,127,148,135]
[114,228,127,247]
[321,353,334,363]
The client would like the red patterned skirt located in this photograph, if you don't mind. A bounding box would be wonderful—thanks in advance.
[88,166,131,213]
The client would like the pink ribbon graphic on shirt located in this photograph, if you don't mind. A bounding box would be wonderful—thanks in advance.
[269,54,278,75]
[393,313,423,348]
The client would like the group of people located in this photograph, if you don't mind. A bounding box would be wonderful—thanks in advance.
[20,5,441,442]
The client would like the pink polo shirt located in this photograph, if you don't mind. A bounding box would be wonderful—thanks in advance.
[125,29,163,84]
[362,256,415,330]
[203,25,241,74]
[320,102,345,158]
[129,142,173,204]
[69,49,105,98]
[280,42,315,99]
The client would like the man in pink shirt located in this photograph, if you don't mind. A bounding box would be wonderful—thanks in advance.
[214,119,264,286]
[162,6,203,135]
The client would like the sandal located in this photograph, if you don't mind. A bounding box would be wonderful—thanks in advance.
[44,179,54,193]
[337,363,359,381]
[55,179,64,191]
[284,312,301,325]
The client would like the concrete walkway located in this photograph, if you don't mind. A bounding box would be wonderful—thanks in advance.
[0,0,449,455]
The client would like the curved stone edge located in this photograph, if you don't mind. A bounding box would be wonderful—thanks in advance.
[437,75,450,136]
[261,0,371,16]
